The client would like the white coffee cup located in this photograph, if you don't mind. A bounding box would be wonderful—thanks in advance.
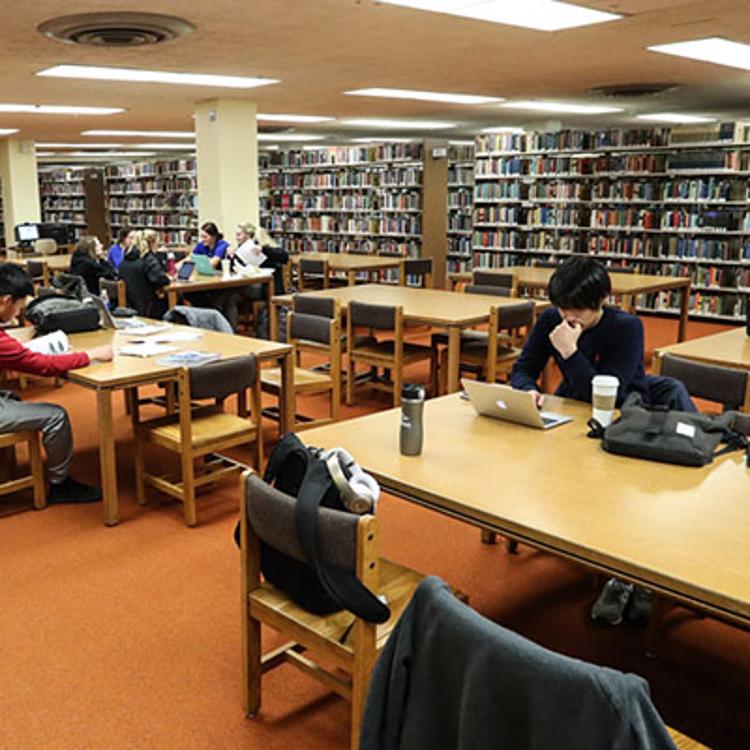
[591,375,619,428]
[221,259,231,278]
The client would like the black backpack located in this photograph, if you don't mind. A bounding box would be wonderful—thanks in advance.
[25,293,100,335]
[237,433,390,623]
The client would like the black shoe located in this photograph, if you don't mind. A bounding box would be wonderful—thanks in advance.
[591,578,633,626]
[626,586,652,625]
[48,477,103,505]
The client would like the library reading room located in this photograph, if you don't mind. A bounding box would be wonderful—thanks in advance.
[2,2,750,749]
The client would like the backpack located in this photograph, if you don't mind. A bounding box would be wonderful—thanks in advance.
[25,294,100,336]
[237,433,390,623]
[51,272,90,301]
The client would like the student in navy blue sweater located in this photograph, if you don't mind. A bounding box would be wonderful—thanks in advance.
[510,257,695,412]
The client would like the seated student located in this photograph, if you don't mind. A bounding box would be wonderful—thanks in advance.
[70,235,116,295]
[191,221,229,269]
[510,256,695,412]
[106,227,136,271]
[118,230,170,318]
[0,264,113,503]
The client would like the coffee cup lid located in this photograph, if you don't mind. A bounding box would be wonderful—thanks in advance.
[592,375,619,388]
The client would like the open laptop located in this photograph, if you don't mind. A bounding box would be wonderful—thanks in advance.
[462,379,572,430]
[192,254,220,276]
[93,296,147,330]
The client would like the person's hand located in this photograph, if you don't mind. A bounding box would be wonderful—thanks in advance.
[529,390,545,408]
[549,320,582,359]
[86,344,113,362]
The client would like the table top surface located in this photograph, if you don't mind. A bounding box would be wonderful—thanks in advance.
[166,270,273,294]
[451,266,691,294]
[61,324,289,388]
[302,393,750,622]
[290,252,402,271]
[273,283,545,326]
[19,254,72,270]
[656,327,750,369]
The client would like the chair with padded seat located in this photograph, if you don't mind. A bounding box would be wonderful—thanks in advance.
[346,301,436,407]
[25,260,49,291]
[400,258,433,289]
[98,277,127,309]
[133,355,262,527]
[472,269,518,296]
[240,470,430,750]
[297,258,330,291]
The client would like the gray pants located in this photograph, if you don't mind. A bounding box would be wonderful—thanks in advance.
[0,392,73,483]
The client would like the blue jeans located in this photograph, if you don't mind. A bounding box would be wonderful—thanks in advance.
[645,375,697,413]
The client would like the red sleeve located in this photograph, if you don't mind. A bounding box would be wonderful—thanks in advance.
[0,331,90,376]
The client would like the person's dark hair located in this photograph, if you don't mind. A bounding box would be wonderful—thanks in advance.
[0,263,34,300]
[117,227,132,243]
[548,256,611,310]
[200,222,223,243]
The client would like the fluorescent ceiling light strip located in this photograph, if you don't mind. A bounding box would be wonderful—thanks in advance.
[66,151,157,157]
[82,129,194,138]
[345,88,503,105]
[257,134,326,142]
[377,0,621,32]
[350,137,417,143]
[128,143,196,150]
[0,128,19,136]
[0,104,123,115]
[637,113,715,124]
[37,65,278,90]
[449,140,475,146]
[501,101,623,114]
[648,37,750,71]
[257,113,334,123]
[38,142,124,148]
[480,126,525,134]
[343,118,455,129]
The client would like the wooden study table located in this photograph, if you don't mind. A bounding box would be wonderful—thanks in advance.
[449,267,692,342]
[165,271,274,310]
[303,394,750,627]
[63,325,292,526]
[289,252,402,286]
[271,284,547,393]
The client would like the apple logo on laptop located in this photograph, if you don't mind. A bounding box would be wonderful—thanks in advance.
[496,399,508,410]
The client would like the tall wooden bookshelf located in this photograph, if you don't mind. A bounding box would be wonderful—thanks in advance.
[446,143,474,274]
[473,124,750,323]
[39,167,88,240]
[259,143,424,269]
[104,158,198,246]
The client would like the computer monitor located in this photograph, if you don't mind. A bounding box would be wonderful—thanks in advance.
[15,223,40,244]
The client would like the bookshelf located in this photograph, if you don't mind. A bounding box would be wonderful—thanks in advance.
[472,124,750,323]
[446,143,474,274]
[104,158,198,246]
[38,167,88,239]
[259,143,424,276]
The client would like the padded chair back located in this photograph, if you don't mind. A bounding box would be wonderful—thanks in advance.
[658,354,749,411]
[403,258,432,277]
[535,261,559,268]
[188,355,257,401]
[25,260,46,279]
[300,258,326,275]
[99,278,123,306]
[293,294,335,318]
[245,472,358,571]
[498,301,535,331]
[34,238,57,256]
[465,284,513,298]
[378,250,403,258]
[289,311,332,345]
[349,301,396,330]
[473,270,515,289]
[608,266,635,274]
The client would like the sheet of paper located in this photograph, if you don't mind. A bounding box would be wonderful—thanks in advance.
[128,330,203,344]
[24,330,70,355]
[118,343,179,358]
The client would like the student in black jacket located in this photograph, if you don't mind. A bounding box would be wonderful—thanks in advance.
[118,230,170,318]
[70,235,116,295]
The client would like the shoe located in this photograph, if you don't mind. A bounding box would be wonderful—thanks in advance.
[48,477,102,505]
[626,586,652,625]
[591,578,633,626]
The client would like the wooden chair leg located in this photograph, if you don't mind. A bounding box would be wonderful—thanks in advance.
[438,349,448,397]
[330,383,340,422]
[481,529,498,545]
[350,649,374,750]
[429,351,438,397]
[346,357,355,406]
[506,538,519,554]
[28,434,45,509]
[182,455,197,527]
[134,437,147,506]
[393,362,403,408]
[244,613,262,717]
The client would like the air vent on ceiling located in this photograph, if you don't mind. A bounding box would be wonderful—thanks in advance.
[589,83,681,98]
[38,12,194,47]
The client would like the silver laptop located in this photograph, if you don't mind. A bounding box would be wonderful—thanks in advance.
[93,296,145,330]
[462,379,572,430]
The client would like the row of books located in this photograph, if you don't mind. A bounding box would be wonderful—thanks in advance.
[447,236,473,257]
[108,196,197,211]
[589,208,745,231]
[105,177,196,195]
[269,234,420,257]
[41,197,86,210]
[261,168,422,190]
[41,211,86,225]
[260,143,423,169]
[654,263,750,288]
[262,215,422,236]
[448,165,474,185]
[448,215,472,231]
[475,153,670,177]
[108,212,196,229]
[588,236,750,261]
[448,188,473,209]
[39,183,85,196]
[104,160,196,179]
[261,192,421,212]
[641,290,747,318]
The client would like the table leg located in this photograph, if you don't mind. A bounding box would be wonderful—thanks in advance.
[279,350,295,434]
[678,282,690,342]
[270,300,279,341]
[264,278,274,337]
[348,270,356,286]
[167,290,177,310]
[96,389,119,526]
[446,326,461,394]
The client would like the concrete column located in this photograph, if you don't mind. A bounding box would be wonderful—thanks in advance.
[0,138,41,248]
[194,98,258,240]
[421,139,449,288]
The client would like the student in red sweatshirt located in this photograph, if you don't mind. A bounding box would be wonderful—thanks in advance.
[0,264,113,504]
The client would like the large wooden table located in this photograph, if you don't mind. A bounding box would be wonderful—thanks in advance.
[303,394,750,627]
[655,327,750,372]
[289,252,402,286]
[64,325,292,526]
[165,271,274,310]
[449,267,692,342]
[271,284,546,392]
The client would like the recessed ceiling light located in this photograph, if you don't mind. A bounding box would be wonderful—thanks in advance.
[35,152,55,156]
[257,134,326,142]
[262,145,280,150]
[480,126,526,134]
[449,140,475,146]
[257,113,334,123]
[37,142,125,148]
[343,118,455,129]
[128,143,196,150]
[66,151,158,157]
[81,129,194,138]
[648,37,750,71]
[345,88,503,105]
[350,137,418,143]
[0,104,124,115]
[0,128,19,136]
[37,64,279,89]
[637,113,715,124]
[377,1,621,32]
[501,101,623,114]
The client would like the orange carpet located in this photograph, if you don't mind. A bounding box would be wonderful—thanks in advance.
[0,315,748,750]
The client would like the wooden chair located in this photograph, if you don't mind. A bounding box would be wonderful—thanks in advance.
[399,258,433,288]
[25,260,49,291]
[133,355,262,527]
[98,278,127,309]
[298,258,330,291]
[0,431,45,510]
[240,470,427,750]
[261,304,342,431]
[472,269,518,296]
[346,301,436,407]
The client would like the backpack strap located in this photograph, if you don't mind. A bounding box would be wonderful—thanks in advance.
[295,459,390,624]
